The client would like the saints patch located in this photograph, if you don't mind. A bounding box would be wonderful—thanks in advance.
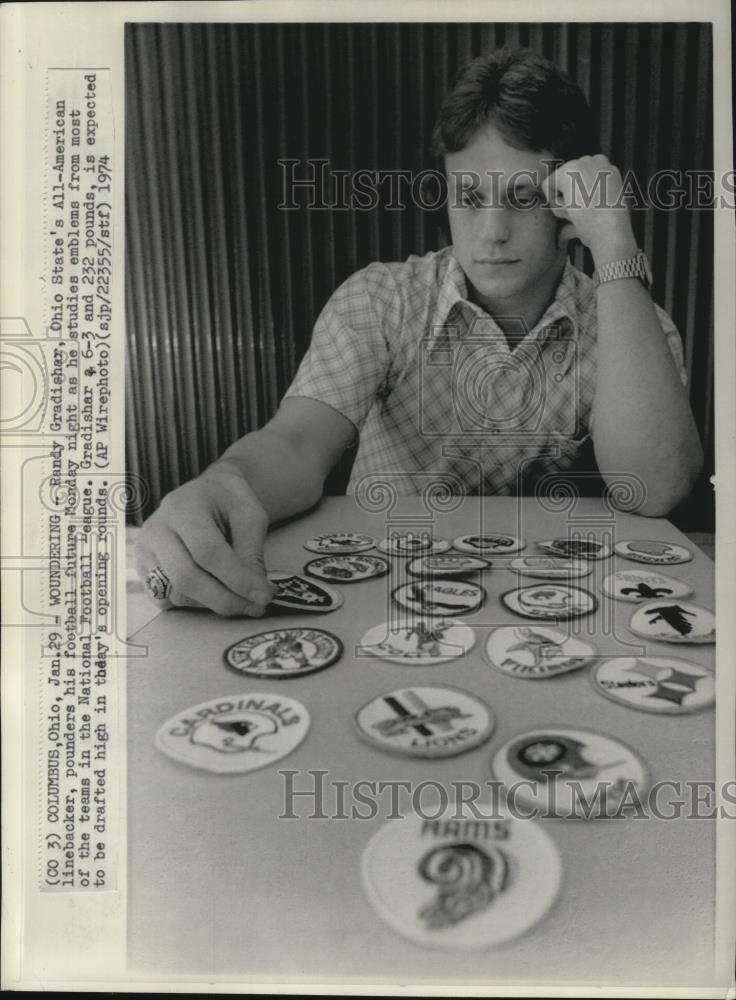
[501,584,597,620]
[361,804,561,950]
[304,532,375,554]
[484,625,597,679]
[453,533,525,554]
[614,539,693,565]
[267,572,343,613]
[601,569,694,603]
[628,600,715,644]
[509,556,593,580]
[224,627,343,677]
[154,693,310,773]
[303,554,390,583]
[491,727,650,818]
[406,553,490,577]
[354,685,495,758]
[591,656,714,714]
[379,532,451,557]
[392,579,485,616]
[536,537,611,560]
[359,619,475,665]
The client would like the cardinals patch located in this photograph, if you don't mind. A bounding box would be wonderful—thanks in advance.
[406,553,490,577]
[303,554,390,583]
[361,804,561,950]
[536,537,611,560]
[359,619,475,665]
[354,685,495,758]
[304,532,375,554]
[154,693,310,773]
[501,584,597,620]
[509,556,593,580]
[491,727,650,818]
[484,625,597,679]
[614,539,693,565]
[601,570,694,603]
[453,533,525,554]
[267,572,343,613]
[591,656,714,714]
[628,601,715,644]
[224,627,343,677]
[379,532,451,557]
[392,579,485,616]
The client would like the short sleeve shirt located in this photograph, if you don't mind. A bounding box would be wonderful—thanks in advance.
[283,246,687,496]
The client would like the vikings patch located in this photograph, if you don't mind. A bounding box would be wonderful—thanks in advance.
[379,532,451,557]
[601,569,694,604]
[491,727,650,818]
[591,656,714,714]
[361,805,561,950]
[224,627,343,677]
[628,600,715,644]
[359,619,476,665]
[509,556,593,580]
[303,531,375,554]
[406,553,490,577]
[354,685,495,758]
[303,554,390,583]
[614,539,693,565]
[392,579,485,616]
[154,693,310,773]
[453,533,525,554]
[484,625,597,679]
[267,572,343,613]
[536,537,611,560]
[501,584,597,620]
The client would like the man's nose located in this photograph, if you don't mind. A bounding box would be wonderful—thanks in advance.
[479,205,511,243]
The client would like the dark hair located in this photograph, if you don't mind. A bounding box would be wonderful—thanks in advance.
[431,48,600,161]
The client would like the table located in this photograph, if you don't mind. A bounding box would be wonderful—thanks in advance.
[127,497,716,987]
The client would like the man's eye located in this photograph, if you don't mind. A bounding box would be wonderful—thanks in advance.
[511,191,543,208]
[459,190,480,208]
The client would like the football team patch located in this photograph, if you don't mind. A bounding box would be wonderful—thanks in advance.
[509,556,593,580]
[406,553,490,577]
[154,693,310,773]
[304,532,375,554]
[484,625,597,679]
[453,533,525,554]
[590,656,714,714]
[224,627,343,677]
[303,554,389,583]
[614,539,693,565]
[379,533,451,557]
[501,584,597,620]
[267,572,343,613]
[358,619,476,665]
[392,579,485,616]
[601,569,694,603]
[628,601,715,644]
[536,538,611,560]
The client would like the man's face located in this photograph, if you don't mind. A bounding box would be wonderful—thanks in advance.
[445,124,566,322]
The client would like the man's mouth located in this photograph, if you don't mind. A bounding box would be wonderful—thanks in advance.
[474,258,520,265]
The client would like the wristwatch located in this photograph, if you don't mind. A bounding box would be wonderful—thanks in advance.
[593,249,652,291]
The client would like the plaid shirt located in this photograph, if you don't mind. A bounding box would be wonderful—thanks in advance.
[284,246,686,496]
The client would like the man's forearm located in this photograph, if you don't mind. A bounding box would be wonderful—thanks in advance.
[591,244,703,515]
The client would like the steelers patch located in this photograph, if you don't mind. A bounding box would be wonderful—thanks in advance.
[484,625,597,679]
[358,619,476,665]
[392,579,485,616]
[224,627,343,677]
[501,584,597,620]
[304,554,390,583]
[354,685,495,758]
[591,656,714,714]
[536,537,611,560]
[509,556,593,580]
[628,600,715,644]
[154,693,310,773]
[614,539,693,565]
[304,532,375,554]
[601,569,694,604]
[361,804,561,950]
[267,572,343,613]
[379,532,451,557]
[491,727,650,818]
[407,553,490,577]
[453,533,525,554]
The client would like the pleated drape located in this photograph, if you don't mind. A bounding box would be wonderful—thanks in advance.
[125,22,714,526]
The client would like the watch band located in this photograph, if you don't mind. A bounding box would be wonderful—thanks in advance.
[593,249,652,291]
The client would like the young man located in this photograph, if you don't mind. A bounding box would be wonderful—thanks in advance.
[135,48,703,617]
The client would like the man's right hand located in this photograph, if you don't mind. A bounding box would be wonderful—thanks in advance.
[135,464,275,617]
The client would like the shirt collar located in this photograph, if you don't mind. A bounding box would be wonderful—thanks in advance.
[432,250,580,342]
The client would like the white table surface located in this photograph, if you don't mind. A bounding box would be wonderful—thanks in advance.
[126,497,716,988]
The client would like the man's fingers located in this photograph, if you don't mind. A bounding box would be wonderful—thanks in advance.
[228,506,274,606]
[180,513,272,606]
